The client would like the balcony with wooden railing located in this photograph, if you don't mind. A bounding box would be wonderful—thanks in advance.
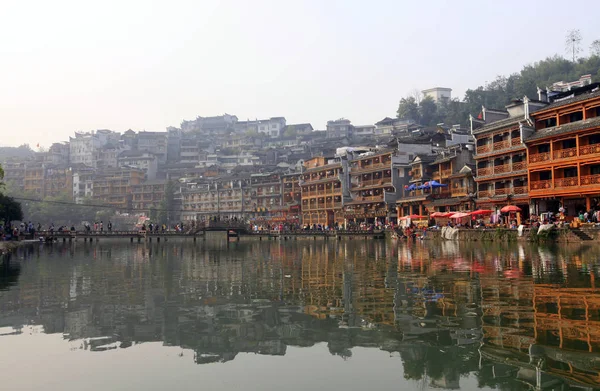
[555,177,579,188]
[478,167,493,176]
[530,180,552,191]
[411,170,422,180]
[511,161,528,172]
[478,190,493,198]
[579,144,600,157]
[432,171,440,179]
[512,186,527,195]
[451,186,467,197]
[493,187,509,196]
[493,164,510,175]
[511,137,521,146]
[529,152,551,164]
[493,140,510,151]
[357,161,391,171]
[441,169,452,178]
[477,144,492,154]
[580,174,600,186]
[553,147,578,160]
[358,195,385,202]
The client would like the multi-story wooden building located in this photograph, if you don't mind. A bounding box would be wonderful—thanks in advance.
[92,167,144,209]
[396,146,476,218]
[131,179,166,212]
[526,83,600,218]
[43,165,73,198]
[397,154,436,217]
[426,146,475,213]
[2,160,27,192]
[250,172,283,219]
[181,176,251,221]
[281,173,301,222]
[471,99,547,217]
[345,150,396,224]
[300,157,343,227]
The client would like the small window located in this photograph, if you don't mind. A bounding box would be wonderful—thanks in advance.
[564,167,578,177]
[538,144,550,153]
[540,171,552,181]
[563,139,576,149]
[570,111,583,122]
[591,164,600,175]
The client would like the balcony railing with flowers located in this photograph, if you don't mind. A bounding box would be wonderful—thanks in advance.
[530,180,552,191]
[553,147,578,160]
[529,152,551,164]
[580,174,600,186]
[555,177,579,188]
[580,144,600,157]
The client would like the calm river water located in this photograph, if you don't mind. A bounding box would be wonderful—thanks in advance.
[1,236,600,390]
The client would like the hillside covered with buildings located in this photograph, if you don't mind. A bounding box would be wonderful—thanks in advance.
[3,74,600,228]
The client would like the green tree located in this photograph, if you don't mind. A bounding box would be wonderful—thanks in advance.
[0,194,23,224]
[418,96,438,126]
[591,39,600,57]
[396,96,420,122]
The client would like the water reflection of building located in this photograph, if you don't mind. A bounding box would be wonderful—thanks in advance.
[2,241,600,389]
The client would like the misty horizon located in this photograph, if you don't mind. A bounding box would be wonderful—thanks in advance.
[2,0,600,148]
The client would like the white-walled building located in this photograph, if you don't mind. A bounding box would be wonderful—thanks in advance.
[118,151,158,180]
[422,87,452,103]
[69,130,120,168]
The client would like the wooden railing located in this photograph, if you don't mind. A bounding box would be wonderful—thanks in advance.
[555,177,579,188]
[432,171,440,178]
[493,140,510,151]
[529,152,551,164]
[580,144,600,156]
[511,161,528,171]
[580,174,600,186]
[530,180,552,190]
[477,144,492,154]
[494,164,510,174]
[478,190,493,198]
[511,137,521,146]
[478,167,493,176]
[352,179,391,188]
[553,147,578,160]
[359,195,384,201]
[494,188,509,196]
[512,186,527,195]
[358,162,390,171]
[451,187,467,196]
[441,169,452,177]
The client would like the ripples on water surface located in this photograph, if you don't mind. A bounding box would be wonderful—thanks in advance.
[1,236,600,390]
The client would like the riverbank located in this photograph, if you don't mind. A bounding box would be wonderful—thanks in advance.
[422,226,598,243]
[0,240,38,255]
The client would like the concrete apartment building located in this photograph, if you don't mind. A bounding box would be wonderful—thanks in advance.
[422,87,452,103]
[137,131,168,165]
[118,150,158,180]
[69,129,120,168]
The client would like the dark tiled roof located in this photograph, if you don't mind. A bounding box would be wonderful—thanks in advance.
[431,154,458,165]
[413,155,436,164]
[472,116,524,135]
[525,116,600,142]
[533,88,600,114]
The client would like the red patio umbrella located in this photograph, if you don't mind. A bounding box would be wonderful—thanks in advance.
[500,205,522,213]
[431,212,453,218]
[449,212,471,219]
[399,214,425,220]
[471,209,494,216]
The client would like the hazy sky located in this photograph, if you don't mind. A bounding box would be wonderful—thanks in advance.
[2,0,599,147]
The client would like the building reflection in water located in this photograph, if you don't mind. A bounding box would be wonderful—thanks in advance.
[1,238,600,389]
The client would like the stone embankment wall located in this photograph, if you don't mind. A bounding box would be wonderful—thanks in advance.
[422,227,600,243]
